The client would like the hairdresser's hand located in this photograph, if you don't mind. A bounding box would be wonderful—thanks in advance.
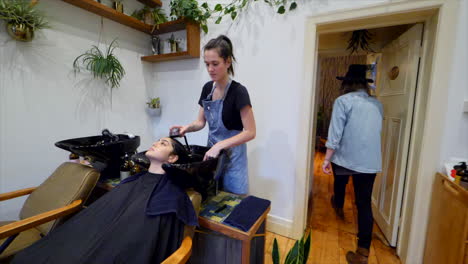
[322,159,333,175]
[169,125,188,137]
[204,144,222,161]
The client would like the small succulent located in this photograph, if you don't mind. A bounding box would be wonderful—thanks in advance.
[146,97,160,108]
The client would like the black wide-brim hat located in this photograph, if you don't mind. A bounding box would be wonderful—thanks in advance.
[336,64,374,83]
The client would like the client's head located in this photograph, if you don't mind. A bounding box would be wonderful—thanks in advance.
[145,137,189,164]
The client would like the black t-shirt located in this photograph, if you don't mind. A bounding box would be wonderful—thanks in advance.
[198,80,252,131]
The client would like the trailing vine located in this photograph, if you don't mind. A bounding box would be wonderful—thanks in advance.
[169,0,298,33]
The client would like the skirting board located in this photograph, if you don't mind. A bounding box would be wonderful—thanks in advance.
[266,214,293,238]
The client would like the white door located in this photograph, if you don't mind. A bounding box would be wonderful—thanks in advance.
[371,24,423,247]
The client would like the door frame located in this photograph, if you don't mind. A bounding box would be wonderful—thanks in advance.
[295,0,460,263]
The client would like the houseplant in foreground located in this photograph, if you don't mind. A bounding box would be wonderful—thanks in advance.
[272,232,311,264]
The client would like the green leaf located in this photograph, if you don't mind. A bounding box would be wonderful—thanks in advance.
[277,5,285,14]
[215,16,222,24]
[201,24,208,33]
[241,0,247,8]
[201,2,208,8]
[303,233,311,264]
[289,2,297,11]
[231,11,237,20]
[214,3,222,11]
[284,240,299,264]
[272,238,280,264]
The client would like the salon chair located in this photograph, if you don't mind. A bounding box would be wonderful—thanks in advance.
[0,162,99,262]
[160,189,200,264]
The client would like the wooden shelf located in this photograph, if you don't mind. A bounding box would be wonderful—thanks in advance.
[137,0,162,8]
[141,19,201,63]
[141,51,198,62]
[152,19,188,35]
[62,0,154,34]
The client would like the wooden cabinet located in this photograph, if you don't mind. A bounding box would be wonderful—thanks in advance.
[423,173,468,264]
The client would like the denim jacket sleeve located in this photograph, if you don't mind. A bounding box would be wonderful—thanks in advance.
[326,97,347,150]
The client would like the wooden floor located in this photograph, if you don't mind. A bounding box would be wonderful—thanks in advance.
[264,152,401,264]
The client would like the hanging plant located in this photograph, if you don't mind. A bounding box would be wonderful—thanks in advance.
[346,29,375,54]
[208,0,297,26]
[169,0,298,33]
[73,39,125,89]
[0,0,48,42]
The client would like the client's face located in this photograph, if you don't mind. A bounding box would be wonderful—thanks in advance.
[145,138,178,163]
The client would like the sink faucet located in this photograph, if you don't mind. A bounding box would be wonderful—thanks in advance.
[102,129,119,142]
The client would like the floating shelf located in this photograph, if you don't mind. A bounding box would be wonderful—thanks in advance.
[137,0,162,8]
[62,0,154,34]
[141,51,197,62]
[141,19,201,63]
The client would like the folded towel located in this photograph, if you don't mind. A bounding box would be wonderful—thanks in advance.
[223,196,270,232]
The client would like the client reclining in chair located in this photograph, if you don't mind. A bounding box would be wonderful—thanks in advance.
[12,137,197,264]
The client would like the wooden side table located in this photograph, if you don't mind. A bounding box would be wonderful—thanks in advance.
[190,195,270,264]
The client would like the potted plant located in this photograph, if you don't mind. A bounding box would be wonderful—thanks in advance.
[169,0,210,33]
[167,33,178,53]
[113,0,124,13]
[272,232,311,264]
[131,6,167,27]
[146,97,161,116]
[0,0,48,42]
[73,38,125,89]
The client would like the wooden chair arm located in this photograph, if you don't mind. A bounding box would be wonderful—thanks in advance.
[0,187,36,202]
[161,236,192,264]
[0,200,82,240]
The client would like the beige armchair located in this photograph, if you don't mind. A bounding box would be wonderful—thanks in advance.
[0,162,99,261]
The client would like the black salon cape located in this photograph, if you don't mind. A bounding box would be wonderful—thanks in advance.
[12,172,197,264]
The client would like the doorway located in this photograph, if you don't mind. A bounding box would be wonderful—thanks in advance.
[307,22,421,260]
[294,4,447,263]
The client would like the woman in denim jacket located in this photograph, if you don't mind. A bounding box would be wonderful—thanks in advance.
[322,64,383,264]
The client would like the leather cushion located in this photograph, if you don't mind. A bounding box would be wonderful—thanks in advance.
[0,221,42,259]
[19,162,99,235]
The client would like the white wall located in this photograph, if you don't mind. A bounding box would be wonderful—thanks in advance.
[439,0,468,165]
[0,0,157,220]
[153,0,389,234]
[2,0,465,244]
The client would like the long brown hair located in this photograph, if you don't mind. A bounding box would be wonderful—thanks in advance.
[341,80,371,96]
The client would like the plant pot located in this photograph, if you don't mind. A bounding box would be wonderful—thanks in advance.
[146,107,161,117]
[6,23,34,42]
[144,12,155,25]
[113,1,124,13]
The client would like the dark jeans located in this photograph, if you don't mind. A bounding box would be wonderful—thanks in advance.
[332,163,377,250]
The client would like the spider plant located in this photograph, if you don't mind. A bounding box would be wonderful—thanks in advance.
[0,0,48,41]
[73,39,125,89]
[347,29,375,54]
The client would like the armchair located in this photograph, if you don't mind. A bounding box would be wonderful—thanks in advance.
[0,162,99,260]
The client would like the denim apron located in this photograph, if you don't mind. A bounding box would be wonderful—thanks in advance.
[202,81,248,194]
